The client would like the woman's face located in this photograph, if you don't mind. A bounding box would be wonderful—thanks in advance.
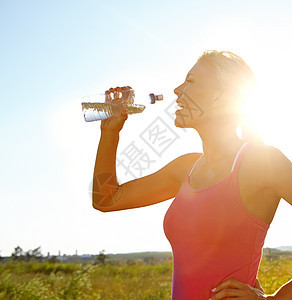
[174,61,222,128]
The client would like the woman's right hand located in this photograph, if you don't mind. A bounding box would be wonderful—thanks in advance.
[100,109,128,133]
[100,86,130,133]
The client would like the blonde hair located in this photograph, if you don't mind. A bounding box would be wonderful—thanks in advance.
[197,50,262,143]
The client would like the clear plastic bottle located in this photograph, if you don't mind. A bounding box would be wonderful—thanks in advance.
[82,86,163,122]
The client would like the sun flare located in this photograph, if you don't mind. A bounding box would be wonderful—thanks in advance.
[191,18,292,149]
[241,68,291,147]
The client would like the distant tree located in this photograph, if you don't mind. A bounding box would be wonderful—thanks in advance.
[11,246,43,261]
[11,246,25,261]
[25,246,43,261]
[95,250,107,265]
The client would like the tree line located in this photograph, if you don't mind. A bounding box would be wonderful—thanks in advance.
[10,246,43,261]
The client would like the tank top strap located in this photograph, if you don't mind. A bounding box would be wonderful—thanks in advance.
[230,141,250,173]
[188,153,204,177]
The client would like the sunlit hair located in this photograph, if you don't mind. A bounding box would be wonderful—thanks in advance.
[197,50,262,143]
[197,50,255,106]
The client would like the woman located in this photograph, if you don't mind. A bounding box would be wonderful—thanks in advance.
[92,50,292,299]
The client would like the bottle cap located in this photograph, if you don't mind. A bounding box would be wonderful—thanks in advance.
[149,93,164,104]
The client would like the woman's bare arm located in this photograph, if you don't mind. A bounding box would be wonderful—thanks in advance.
[92,107,199,212]
[94,152,198,212]
[266,146,292,205]
[267,280,292,300]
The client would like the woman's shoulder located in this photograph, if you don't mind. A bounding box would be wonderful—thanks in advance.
[242,143,290,187]
[242,143,292,206]
[167,152,202,186]
[245,143,286,165]
[174,152,202,169]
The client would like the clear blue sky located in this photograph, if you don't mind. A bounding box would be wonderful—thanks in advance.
[1,0,292,256]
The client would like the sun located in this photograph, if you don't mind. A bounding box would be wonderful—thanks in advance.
[240,67,292,146]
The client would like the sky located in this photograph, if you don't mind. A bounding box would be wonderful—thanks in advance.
[0,0,292,257]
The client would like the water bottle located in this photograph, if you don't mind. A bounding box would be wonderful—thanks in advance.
[82,86,163,122]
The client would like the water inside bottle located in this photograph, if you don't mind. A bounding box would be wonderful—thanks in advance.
[81,91,146,121]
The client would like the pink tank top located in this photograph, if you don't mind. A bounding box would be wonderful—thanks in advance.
[163,142,269,299]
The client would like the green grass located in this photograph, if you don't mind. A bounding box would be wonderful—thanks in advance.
[258,254,292,293]
[0,254,291,299]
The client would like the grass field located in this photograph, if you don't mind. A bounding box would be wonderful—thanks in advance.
[0,253,291,299]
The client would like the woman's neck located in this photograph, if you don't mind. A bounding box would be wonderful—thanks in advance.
[196,120,243,162]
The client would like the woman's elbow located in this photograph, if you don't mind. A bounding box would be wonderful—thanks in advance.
[92,195,110,212]
[92,201,106,212]
[91,188,124,212]
[92,197,116,212]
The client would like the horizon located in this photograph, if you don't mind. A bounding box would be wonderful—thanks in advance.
[3,245,292,258]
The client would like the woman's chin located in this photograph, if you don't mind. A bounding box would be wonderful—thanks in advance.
[174,115,187,128]
[174,113,198,129]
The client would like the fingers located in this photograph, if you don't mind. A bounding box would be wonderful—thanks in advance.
[210,288,242,299]
[213,279,247,293]
[210,279,264,300]
[211,279,248,299]
[105,86,132,103]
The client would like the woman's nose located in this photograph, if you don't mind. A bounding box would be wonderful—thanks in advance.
[174,83,184,96]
